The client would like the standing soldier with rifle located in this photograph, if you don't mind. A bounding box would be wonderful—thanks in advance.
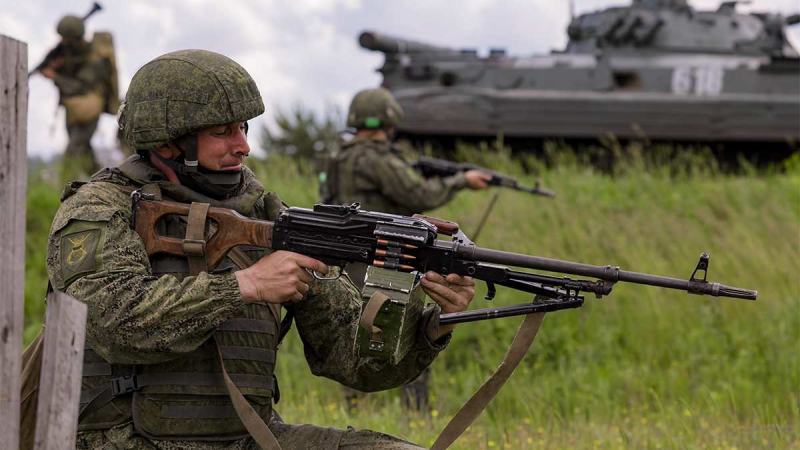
[323,87,493,411]
[324,87,492,218]
[31,2,119,177]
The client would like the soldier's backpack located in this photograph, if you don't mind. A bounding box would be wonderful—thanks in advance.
[90,31,120,115]
[61,31,120,125]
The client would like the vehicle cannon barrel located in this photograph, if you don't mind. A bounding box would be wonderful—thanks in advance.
[359,31,455,54]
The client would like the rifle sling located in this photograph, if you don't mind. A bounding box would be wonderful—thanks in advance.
[214,336,283,450]
[215,243,283,450]
[430,312,546,450]
[359,291,391,344]
[184,202,210,276]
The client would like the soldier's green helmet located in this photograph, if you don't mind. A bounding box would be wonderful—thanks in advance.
[118,49,264,156]
[57,15,85,39]
[346,87,404,130]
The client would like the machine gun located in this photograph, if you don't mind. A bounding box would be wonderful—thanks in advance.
[29,2,103,77]
[413,156,556,198]
[130,192,755,450]
[131,194,755,327]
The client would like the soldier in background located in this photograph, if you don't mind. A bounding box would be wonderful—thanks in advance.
[35,12,119,176]
[324,87,491,411]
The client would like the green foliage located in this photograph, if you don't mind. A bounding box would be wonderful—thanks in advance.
[259,104,343,162]
[24,166,64,343]
[22,148,800,449]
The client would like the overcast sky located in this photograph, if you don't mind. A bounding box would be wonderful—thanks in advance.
[2,0,798,161]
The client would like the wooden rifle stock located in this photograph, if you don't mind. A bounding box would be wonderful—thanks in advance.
[133,197,274,269]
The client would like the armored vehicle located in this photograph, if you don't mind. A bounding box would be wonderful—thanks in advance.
[360,0,800,151]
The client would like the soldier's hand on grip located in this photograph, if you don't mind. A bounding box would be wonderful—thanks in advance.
[235,250,329,304]
[40,67,57,79]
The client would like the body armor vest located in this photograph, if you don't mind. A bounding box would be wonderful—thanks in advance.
[69,170,280,440]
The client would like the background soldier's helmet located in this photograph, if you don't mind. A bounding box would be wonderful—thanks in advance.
[346,87,404,130]
[118,49,265,152]
[56,15,85,39]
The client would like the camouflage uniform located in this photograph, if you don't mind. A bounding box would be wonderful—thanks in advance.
[47,155,446,449]
[328,137,467,216]
[327,89,469,411]
[49,16,117,173]
[328,139,466,412]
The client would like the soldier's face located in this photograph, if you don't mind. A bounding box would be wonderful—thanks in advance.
[196,122,250,171]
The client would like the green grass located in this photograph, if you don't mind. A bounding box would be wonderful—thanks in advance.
[23,150,800,449]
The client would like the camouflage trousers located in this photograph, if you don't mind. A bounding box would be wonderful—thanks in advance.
[65,117,100,174]
[75,420,424,450]
[342,368,431,412]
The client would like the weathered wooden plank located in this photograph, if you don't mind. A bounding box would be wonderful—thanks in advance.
[0,34,29,450]
[34,292,87,450]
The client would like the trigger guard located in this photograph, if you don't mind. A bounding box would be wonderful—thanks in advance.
[308,268,341,281]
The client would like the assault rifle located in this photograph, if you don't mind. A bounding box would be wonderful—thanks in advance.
[131,194,756,327]
[29,2,103,77]
[413,156,556,198]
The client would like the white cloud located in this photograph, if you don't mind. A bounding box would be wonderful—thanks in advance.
[0,13,30,44]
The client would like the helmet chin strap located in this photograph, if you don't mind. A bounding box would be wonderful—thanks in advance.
[181,133,199,173]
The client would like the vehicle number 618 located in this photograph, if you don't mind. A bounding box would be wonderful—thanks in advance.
[671,66,724,96]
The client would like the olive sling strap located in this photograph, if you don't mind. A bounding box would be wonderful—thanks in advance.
[214,336,282,450]
[429,312,546,450]
[359,297,546,450]
[216,248,283,450]
[184,202,211,275]
[184,202,283,450]
[359,291,391,345]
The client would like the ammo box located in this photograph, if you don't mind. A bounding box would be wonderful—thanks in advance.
[355,266,426,364]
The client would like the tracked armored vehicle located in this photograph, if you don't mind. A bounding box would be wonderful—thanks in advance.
[360,0,799,153]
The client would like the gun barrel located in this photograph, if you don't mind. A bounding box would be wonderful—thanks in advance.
[518,185,557,197]
[461,246,757,300]
[359,31,455,54]
[83,2,103,21]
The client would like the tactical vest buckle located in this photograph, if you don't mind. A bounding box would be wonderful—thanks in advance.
[111,375,140,396]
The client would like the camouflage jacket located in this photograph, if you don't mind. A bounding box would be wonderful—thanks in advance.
[46,156,449,448]
[327,137,467,215]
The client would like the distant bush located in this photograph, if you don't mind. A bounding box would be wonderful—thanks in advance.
[259,104,343,164]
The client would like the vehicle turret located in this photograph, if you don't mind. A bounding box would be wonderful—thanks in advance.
[565,0,799,57]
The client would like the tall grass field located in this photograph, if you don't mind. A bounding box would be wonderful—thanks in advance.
[22,149,799,449]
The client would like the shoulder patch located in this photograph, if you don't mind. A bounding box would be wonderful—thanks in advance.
[59,221,106,287]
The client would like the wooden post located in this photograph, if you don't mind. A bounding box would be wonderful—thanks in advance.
[0,34,28,450]
[34,292,87,450]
